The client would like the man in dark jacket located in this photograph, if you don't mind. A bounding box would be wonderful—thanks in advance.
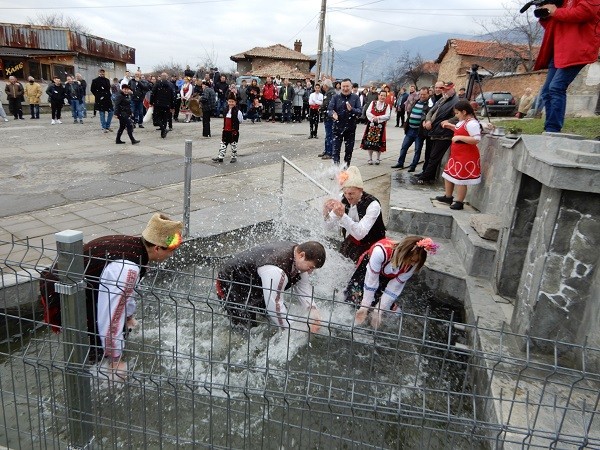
[91,68,114,132]
[327,78,363,167]
[200,80,216,137]
[5,76,24,120]
[279,78,294,123]
[216,241,325,331]
[128,71,148,128]
[65,75,84,124]
[318,80,335,159]
[214,74,229,117]
[150,73,175,138]
[114,84,140,145]
[415,81,459,184]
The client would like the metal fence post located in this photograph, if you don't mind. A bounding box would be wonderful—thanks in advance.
[55,230,94,449]
[183,140,192,238]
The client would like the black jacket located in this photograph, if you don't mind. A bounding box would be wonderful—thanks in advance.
[151,80,175,108]
[65,82,84,101]
[128,78,148,101]
[90,76,113,111]
[426,93,459,139]
[114,91,133,117]
[214,80,229,100]
[46,83,66,103]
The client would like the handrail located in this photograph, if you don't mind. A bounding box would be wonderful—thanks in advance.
[280,156,335,197]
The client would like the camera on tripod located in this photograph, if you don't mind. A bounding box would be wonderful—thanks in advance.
[520,0,563,19]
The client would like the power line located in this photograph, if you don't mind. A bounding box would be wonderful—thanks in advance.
[0,0,232,10]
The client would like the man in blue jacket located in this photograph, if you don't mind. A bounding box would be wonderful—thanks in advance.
[328,78,362,167]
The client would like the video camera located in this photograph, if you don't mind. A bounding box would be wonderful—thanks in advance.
[520,0,563,18]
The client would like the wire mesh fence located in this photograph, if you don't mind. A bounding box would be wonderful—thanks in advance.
[1,235,599,449]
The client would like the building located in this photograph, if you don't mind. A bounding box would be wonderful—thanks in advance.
[435,38,539,91]
[230,40,315,82]
[1,22,134,102]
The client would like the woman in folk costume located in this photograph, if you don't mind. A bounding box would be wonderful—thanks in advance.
[345,235,439,329]
[434,100,482,211]
[180,77,194,123]
[360,90,391,165]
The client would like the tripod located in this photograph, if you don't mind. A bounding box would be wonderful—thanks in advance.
[465,64,491,123]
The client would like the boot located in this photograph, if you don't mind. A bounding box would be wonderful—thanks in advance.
[212,142,227,162]
[230,143,238,163]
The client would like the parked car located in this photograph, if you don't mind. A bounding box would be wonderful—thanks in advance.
[475,92,517,116]
[235,75,261,90]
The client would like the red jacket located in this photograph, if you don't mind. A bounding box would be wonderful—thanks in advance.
[534,0,600,70]
[262,82,277,101]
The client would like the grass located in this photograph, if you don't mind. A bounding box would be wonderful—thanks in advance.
[491,117,599,140]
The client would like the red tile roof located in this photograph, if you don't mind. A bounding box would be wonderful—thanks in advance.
[436,39,540,63]
[231,44,315,62]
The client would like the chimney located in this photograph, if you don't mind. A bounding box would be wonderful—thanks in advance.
[294,39,302,53]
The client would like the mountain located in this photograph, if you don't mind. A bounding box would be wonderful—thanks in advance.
[325,32,473,84]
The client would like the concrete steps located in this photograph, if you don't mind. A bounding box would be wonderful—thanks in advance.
[387,172,498,281]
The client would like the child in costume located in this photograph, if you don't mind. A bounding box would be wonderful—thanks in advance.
[212,92,244,163]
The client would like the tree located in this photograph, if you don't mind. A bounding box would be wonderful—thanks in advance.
[151,61,185,77]
[27,12,90,34]
[386,51,426,90]
[476,0,543,72]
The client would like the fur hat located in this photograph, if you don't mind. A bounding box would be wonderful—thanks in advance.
[142,213,183,250]
[338,166,363,189]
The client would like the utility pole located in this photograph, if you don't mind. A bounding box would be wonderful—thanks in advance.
[359,60,365,86]
[315,0,327,81]
[325,35,331,78]
[330,47,335,78]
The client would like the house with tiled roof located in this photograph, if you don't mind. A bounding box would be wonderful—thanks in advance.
[230,40,316,81]
[435,38,540,89]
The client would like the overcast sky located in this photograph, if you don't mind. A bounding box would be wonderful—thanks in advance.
[1,0,512,73]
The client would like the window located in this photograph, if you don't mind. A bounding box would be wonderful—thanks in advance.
[41,64,51,81]
[28,61,41,80]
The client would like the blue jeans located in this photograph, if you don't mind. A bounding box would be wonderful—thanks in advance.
[282,100,292,122]
[99,110,114,130]
[70,99,83,120]
[540,58,585,132]
[131,99,144,124]
[215,98,226,116]
[397,127,424,168]
[324,119,334,156]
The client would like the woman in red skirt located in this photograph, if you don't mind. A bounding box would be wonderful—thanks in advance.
[360,90,391,165]
[435,100,481,210]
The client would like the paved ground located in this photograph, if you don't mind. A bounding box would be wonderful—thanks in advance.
[0,114,425,268]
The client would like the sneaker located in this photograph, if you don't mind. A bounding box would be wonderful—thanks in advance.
[367,160,373,165]
[107,128,113,132]
[321,154,332,160]
[450,201,464,210]
[435,195,454,204]
[375,160,380,165]
[391,163,404,169]
[212,156,224,162]
[317,152,326,157]
[230,156,237,163]
[3,118,8,122]
[161,129,167,138]
[51,119,56,125]
[57,120,62,124]
[103,129,109,133]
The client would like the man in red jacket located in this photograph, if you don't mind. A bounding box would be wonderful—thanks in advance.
[262,76,278,122]
[534,0,600,133]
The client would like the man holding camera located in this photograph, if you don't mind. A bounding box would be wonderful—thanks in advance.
[533,0,600,133]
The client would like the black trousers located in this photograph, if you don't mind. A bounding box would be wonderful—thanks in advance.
[50,102,63,119]
[154,105,170,131]
[309,108,320,137]
[202,108,212,137]
[116,116,135,142]
[332,124,357,166]
[8,97,23,118]
[419,138,451,182]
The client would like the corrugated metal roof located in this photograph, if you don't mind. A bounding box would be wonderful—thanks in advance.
[0,46,76,58]
[0,23,135,64]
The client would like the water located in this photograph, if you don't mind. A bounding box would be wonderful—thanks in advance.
[1,164,484,448]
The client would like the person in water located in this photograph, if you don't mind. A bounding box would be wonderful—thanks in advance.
[344,235,438,329]
[215,241,325,333]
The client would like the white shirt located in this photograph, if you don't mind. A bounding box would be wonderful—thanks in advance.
[256,265,316,329]
[324,193,382,241]
[96,259,140,359]
[365,101,391,123]
[362,245,416,310]
[309,92,324,107]
[225,108,244,122]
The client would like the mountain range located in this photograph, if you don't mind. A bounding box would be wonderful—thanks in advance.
[324,32,474,84]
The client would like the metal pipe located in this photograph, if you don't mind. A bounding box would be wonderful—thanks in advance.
[183,140,193,238]
[55,230,94,449]
[280,156,335,197]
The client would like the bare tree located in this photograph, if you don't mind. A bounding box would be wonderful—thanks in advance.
[476,0,543,72]
[28,12,90,34]
[151,61,185,76]
[387,51,426,90]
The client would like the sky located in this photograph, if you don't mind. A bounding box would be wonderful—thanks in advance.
[0,0,512,74]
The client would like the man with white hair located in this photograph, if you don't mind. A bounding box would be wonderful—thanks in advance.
[4,76,24,120]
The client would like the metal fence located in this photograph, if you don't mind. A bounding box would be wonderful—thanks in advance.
[1,235,599,449]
